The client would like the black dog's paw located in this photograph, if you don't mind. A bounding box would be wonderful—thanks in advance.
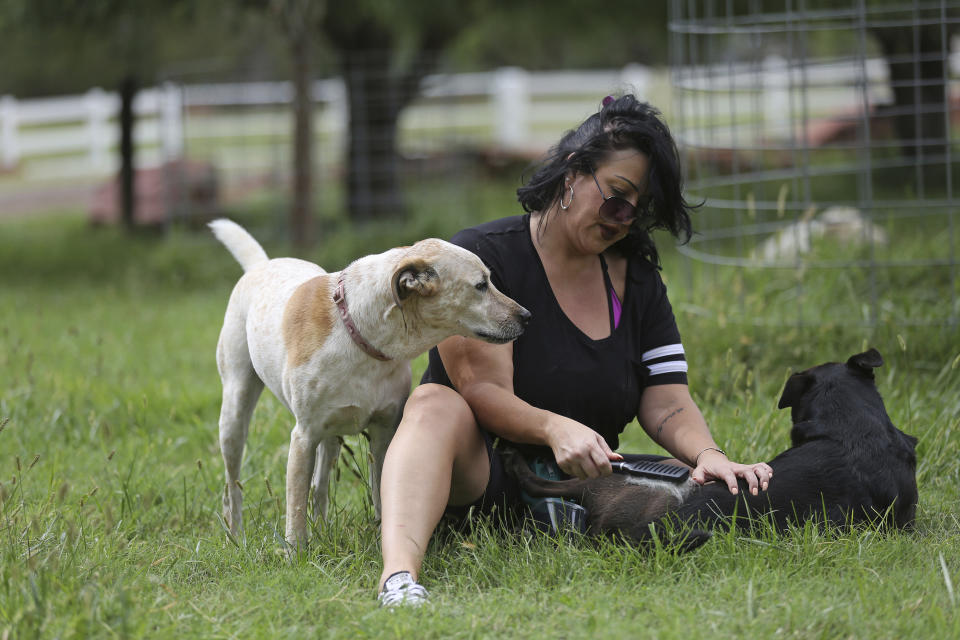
[674,528,712,553]
[640,522,713,554]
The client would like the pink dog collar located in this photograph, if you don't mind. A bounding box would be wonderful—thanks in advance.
[333,273,392,362]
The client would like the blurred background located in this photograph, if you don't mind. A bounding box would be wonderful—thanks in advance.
[1,0,959,335]
[0,0,672,231]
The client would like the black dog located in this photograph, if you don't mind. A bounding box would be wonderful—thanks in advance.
[504,348,918,546]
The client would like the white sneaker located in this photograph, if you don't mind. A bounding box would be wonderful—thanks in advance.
[378,571,430,608]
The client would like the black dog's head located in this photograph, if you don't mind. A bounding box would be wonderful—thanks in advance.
[777,348,917,454]
[778,348,883,417]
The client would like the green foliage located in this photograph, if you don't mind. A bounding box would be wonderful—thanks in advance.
[0,0,672,99]
[0,1,292,97]
[1,200,958,637]
[448,0,670,70]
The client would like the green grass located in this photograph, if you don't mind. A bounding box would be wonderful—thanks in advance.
[1,198,959,638]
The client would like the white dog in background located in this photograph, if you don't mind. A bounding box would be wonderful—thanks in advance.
[209,219,529,547]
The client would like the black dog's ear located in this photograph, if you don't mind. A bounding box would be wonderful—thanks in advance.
[847,348,883,377]
[778,372,813,409]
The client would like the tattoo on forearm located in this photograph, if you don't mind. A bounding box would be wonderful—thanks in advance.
[656,407,685,440]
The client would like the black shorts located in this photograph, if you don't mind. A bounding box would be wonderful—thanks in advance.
[442,430,525,527]
[442,430,671,528]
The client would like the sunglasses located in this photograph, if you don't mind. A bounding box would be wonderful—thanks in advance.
[590,170,652,227]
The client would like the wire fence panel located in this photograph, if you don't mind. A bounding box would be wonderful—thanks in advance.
[669,0,960,328]
[0,67,655,180]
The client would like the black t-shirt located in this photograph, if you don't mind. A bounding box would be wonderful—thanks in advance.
[421,214,688,456]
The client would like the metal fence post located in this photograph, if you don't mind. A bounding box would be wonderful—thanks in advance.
[0,95,19,169]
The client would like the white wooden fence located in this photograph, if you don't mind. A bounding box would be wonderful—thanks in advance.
[7,54,949,181]
[0,84,187,178]
[0,65,653,180]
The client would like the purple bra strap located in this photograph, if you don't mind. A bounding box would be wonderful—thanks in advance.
[598,254,622,330]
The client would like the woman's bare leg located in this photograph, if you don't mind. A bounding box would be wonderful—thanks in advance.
[378,384,491,589]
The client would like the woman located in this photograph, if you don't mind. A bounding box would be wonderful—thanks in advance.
[376,95,773,606]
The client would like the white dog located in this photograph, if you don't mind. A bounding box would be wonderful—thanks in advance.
[210,219,529,547]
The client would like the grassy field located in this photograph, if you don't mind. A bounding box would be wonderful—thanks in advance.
[1,193,958,638]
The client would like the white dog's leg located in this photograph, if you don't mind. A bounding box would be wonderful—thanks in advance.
[309,437,342,523]
[366,409,403,521]
[218,371,263,538]
[285,424,320,549]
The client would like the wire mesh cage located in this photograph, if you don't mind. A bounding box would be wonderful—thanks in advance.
[669,0,960,328]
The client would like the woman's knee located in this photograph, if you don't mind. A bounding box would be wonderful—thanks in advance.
[401,384,476,434]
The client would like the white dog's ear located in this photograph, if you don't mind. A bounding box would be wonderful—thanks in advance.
[391,259,439,306]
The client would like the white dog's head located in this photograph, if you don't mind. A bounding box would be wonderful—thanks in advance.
[390,239,530,345]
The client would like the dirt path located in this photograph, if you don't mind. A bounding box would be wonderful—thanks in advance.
[0,182,96,219]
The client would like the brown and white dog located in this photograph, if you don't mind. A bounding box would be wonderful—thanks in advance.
[210,219,529,547]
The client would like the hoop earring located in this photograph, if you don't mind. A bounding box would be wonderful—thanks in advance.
[559,183,574,210]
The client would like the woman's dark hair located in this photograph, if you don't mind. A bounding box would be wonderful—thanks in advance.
[516,94,696,266]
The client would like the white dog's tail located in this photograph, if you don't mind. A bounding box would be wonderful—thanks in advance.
[208,219,269,271]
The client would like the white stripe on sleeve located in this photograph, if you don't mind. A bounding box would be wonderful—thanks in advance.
[641,344,685,362]
[647,361,689,376]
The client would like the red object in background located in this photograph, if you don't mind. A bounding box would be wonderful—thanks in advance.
[89,160,219,226]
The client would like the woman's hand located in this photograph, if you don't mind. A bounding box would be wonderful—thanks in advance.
[545,416,623,479]
[691,449,773,495]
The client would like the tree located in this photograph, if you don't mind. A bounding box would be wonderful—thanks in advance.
[320,0,669,222]
[262,0,326,248]
[871,21,959,166]
[320,1,483,222]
